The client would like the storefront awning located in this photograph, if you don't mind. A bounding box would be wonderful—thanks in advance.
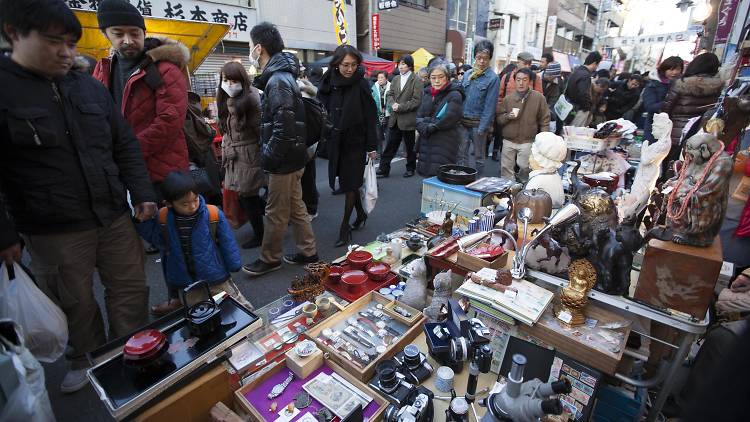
[412,48,435,71]
[74,10,230,73]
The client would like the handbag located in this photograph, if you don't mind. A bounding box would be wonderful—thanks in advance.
[221,188,247,229]
[361,158,378,214]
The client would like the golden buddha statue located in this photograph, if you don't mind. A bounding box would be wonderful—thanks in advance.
[555,259,597,326]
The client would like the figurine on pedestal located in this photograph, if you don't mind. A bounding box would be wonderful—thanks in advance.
[555,259,597,326]
[525,132,568,208]
[424,270,453,322]
[660,132,732,247]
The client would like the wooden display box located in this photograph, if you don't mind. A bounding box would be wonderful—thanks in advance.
[456,249,509,272]
[234,359,388,421]
[518,304,631,375]
[305,292,425,382]
[634,238,722,319]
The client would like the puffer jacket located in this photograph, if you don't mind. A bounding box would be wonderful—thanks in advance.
[0,56,155,244]
[136,196,241,288]
[641,75,671,142]
[93,37,190,182]
[416,82,465,177]
[662,74,724,144]
[253,52,308,174]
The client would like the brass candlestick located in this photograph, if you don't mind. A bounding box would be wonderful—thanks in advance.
[555,259,597,327]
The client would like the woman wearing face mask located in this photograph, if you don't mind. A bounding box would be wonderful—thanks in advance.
[216,61,266,249]
[317,45,379,247]
[415,64,465,177]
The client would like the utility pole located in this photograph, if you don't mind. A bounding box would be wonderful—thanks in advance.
[579,2,589,54]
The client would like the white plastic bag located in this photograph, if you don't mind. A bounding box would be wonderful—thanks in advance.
[0,263,68,363]
[361,158,378,214]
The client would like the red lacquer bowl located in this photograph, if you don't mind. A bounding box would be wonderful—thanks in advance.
[366,262,391,282]
[341,270,368,294]
[123,329,168,362]
[328,265,344,284]
[347,250,373,270]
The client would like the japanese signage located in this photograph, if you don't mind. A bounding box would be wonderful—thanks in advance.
[464,37,473,65]
[65,0,255,42]
[544,15,557,48]
[610,31,698,48]
[378,0,398,11]
[488,18,503,31]
[372,14,380,50]
[715,0,739,44]
[332,0,350,45]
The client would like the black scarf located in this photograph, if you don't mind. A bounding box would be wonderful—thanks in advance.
[320,65,367,130]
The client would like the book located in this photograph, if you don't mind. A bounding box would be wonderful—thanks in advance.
[468,299,516,326]
[436,103,448,120]
[456,268,554,325]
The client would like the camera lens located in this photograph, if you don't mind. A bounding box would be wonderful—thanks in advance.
[384,404,399,422]
[450,337,468,362]
[376,360,399,393]
[403,344,421,369]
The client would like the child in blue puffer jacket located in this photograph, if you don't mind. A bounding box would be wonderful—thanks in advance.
[136,171,253,310]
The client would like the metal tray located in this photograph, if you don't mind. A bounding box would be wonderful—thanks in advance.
[87,296,261,420]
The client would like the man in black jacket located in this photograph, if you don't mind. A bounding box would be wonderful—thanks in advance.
[0,0,156,393]
[563,51,601,127]
[242,22,318,276]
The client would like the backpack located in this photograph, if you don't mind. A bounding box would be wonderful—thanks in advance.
[300,96,332,160]
[158,205,220,256]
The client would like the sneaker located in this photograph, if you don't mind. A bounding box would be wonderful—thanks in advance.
[61,368,89,394]
[242,259,282,276]
[283,253,320,265]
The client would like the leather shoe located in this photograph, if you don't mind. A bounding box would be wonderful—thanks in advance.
[376,168,389,178]
[403,170,415,178]
[151,298,182,316]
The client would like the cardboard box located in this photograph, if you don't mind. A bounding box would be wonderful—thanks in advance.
[234,359,388,421]
[305,292,425,382]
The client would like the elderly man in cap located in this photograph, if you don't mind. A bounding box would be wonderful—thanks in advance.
[497,51,544,103]
[93,0,191,315]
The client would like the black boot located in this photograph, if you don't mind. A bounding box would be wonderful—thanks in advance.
[334,223,352,247]
[239,196,265,249]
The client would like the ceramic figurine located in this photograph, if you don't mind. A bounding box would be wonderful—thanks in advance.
[664,132,733,247]
[555,259,597,327]
[381,247,399,266]
[555,187,615,260]
[400,258,428,310]
[441,211,454,237]
[424,270,453,322]
[525,132,567,208]
[617,113,673,222]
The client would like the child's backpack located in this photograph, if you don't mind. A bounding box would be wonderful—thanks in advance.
[158,205,220,256]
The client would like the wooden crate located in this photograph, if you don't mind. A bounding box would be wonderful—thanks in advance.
[234,359,388,421]
[456,250,509,272]
[305,291,425,382]
[518,303,631,375]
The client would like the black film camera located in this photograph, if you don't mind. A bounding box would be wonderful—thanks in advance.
[393,344,434,385]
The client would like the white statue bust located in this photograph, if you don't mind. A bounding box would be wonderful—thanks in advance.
[526,132,568,208]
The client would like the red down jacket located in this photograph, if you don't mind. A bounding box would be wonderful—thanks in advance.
[93,36,189,182]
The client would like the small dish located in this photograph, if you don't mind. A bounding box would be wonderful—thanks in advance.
[294,340,317,357]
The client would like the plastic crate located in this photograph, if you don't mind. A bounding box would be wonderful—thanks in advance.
[563,126,619,153]
[591,385,646,422]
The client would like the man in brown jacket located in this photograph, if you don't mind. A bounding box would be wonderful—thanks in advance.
[377,55,423,178]
[497,68,550,182]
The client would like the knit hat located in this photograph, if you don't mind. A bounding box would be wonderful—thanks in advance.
[400,54,415,71]
[545,62,562,78]
[531,132,567,170]
[97,0,146,31]
[517,51,534,63]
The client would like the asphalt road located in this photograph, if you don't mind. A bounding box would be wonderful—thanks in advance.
[43,151,491,421]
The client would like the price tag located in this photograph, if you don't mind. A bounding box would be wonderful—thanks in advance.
[504,289,518,300]
[557,310,573,324]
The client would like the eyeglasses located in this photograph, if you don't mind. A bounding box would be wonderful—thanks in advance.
[458,72,465,76]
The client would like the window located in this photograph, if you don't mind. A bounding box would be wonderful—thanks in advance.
[509,16,520,45]
[533,23,541,46]
[399,0,428,9]
[448,0,470,32]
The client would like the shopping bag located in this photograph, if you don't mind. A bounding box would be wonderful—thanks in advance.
[222,188,247,229]
[0,263,67,363]
[361,158,378,214]
[554,94,574,121]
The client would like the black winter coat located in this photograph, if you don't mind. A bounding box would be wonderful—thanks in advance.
[565,65,593,111]
[253,52,308,174]
[0,57,155,248]
[317,66,378,191]
[415,82,465,177]
[605,81,641,121]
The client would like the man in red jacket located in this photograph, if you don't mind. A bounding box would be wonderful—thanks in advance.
[93,0,190,314]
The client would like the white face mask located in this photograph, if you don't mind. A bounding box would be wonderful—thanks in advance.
[221,81,242,98]
[248,45,261,68]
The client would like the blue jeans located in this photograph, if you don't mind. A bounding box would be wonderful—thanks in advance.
[458,124,488,175]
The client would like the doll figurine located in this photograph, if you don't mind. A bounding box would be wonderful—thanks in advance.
[525,132,568,208]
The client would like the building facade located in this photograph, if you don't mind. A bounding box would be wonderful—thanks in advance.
[487,0,549,70]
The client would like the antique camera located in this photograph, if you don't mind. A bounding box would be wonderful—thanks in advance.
[450,318,492,371]
[369,360,416,406]
[394,344,434,385]
[383,390,434,422]
[424,300,470,372]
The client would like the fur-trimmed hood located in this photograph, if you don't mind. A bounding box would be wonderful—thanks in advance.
[143,36,190,68]
[671,74,724,97]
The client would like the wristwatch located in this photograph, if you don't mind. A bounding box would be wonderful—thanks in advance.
[267,372,294,399]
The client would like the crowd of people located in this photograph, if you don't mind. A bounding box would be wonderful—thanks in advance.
[0,0,727,399]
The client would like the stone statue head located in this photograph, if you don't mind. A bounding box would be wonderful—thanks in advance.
[684,132,721,164]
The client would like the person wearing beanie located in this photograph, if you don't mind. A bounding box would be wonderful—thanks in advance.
[525,132,567,207]
[93,0,191,316]
[378,54,423,178]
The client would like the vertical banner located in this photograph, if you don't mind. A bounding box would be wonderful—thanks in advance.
[372,14,381,50]
[544,15,557,48]
[332,0,350,45]
[465,37,474,65]
[715,0,739,44]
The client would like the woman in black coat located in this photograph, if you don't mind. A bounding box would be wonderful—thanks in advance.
[317,45,378,246]
[416,64,465,177]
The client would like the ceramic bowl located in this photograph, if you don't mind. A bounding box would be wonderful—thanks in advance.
[366,262,391,282]
[346,250,373,270]
[341,270,368,294]
[315,296,331,311]
[328,265,344,284]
